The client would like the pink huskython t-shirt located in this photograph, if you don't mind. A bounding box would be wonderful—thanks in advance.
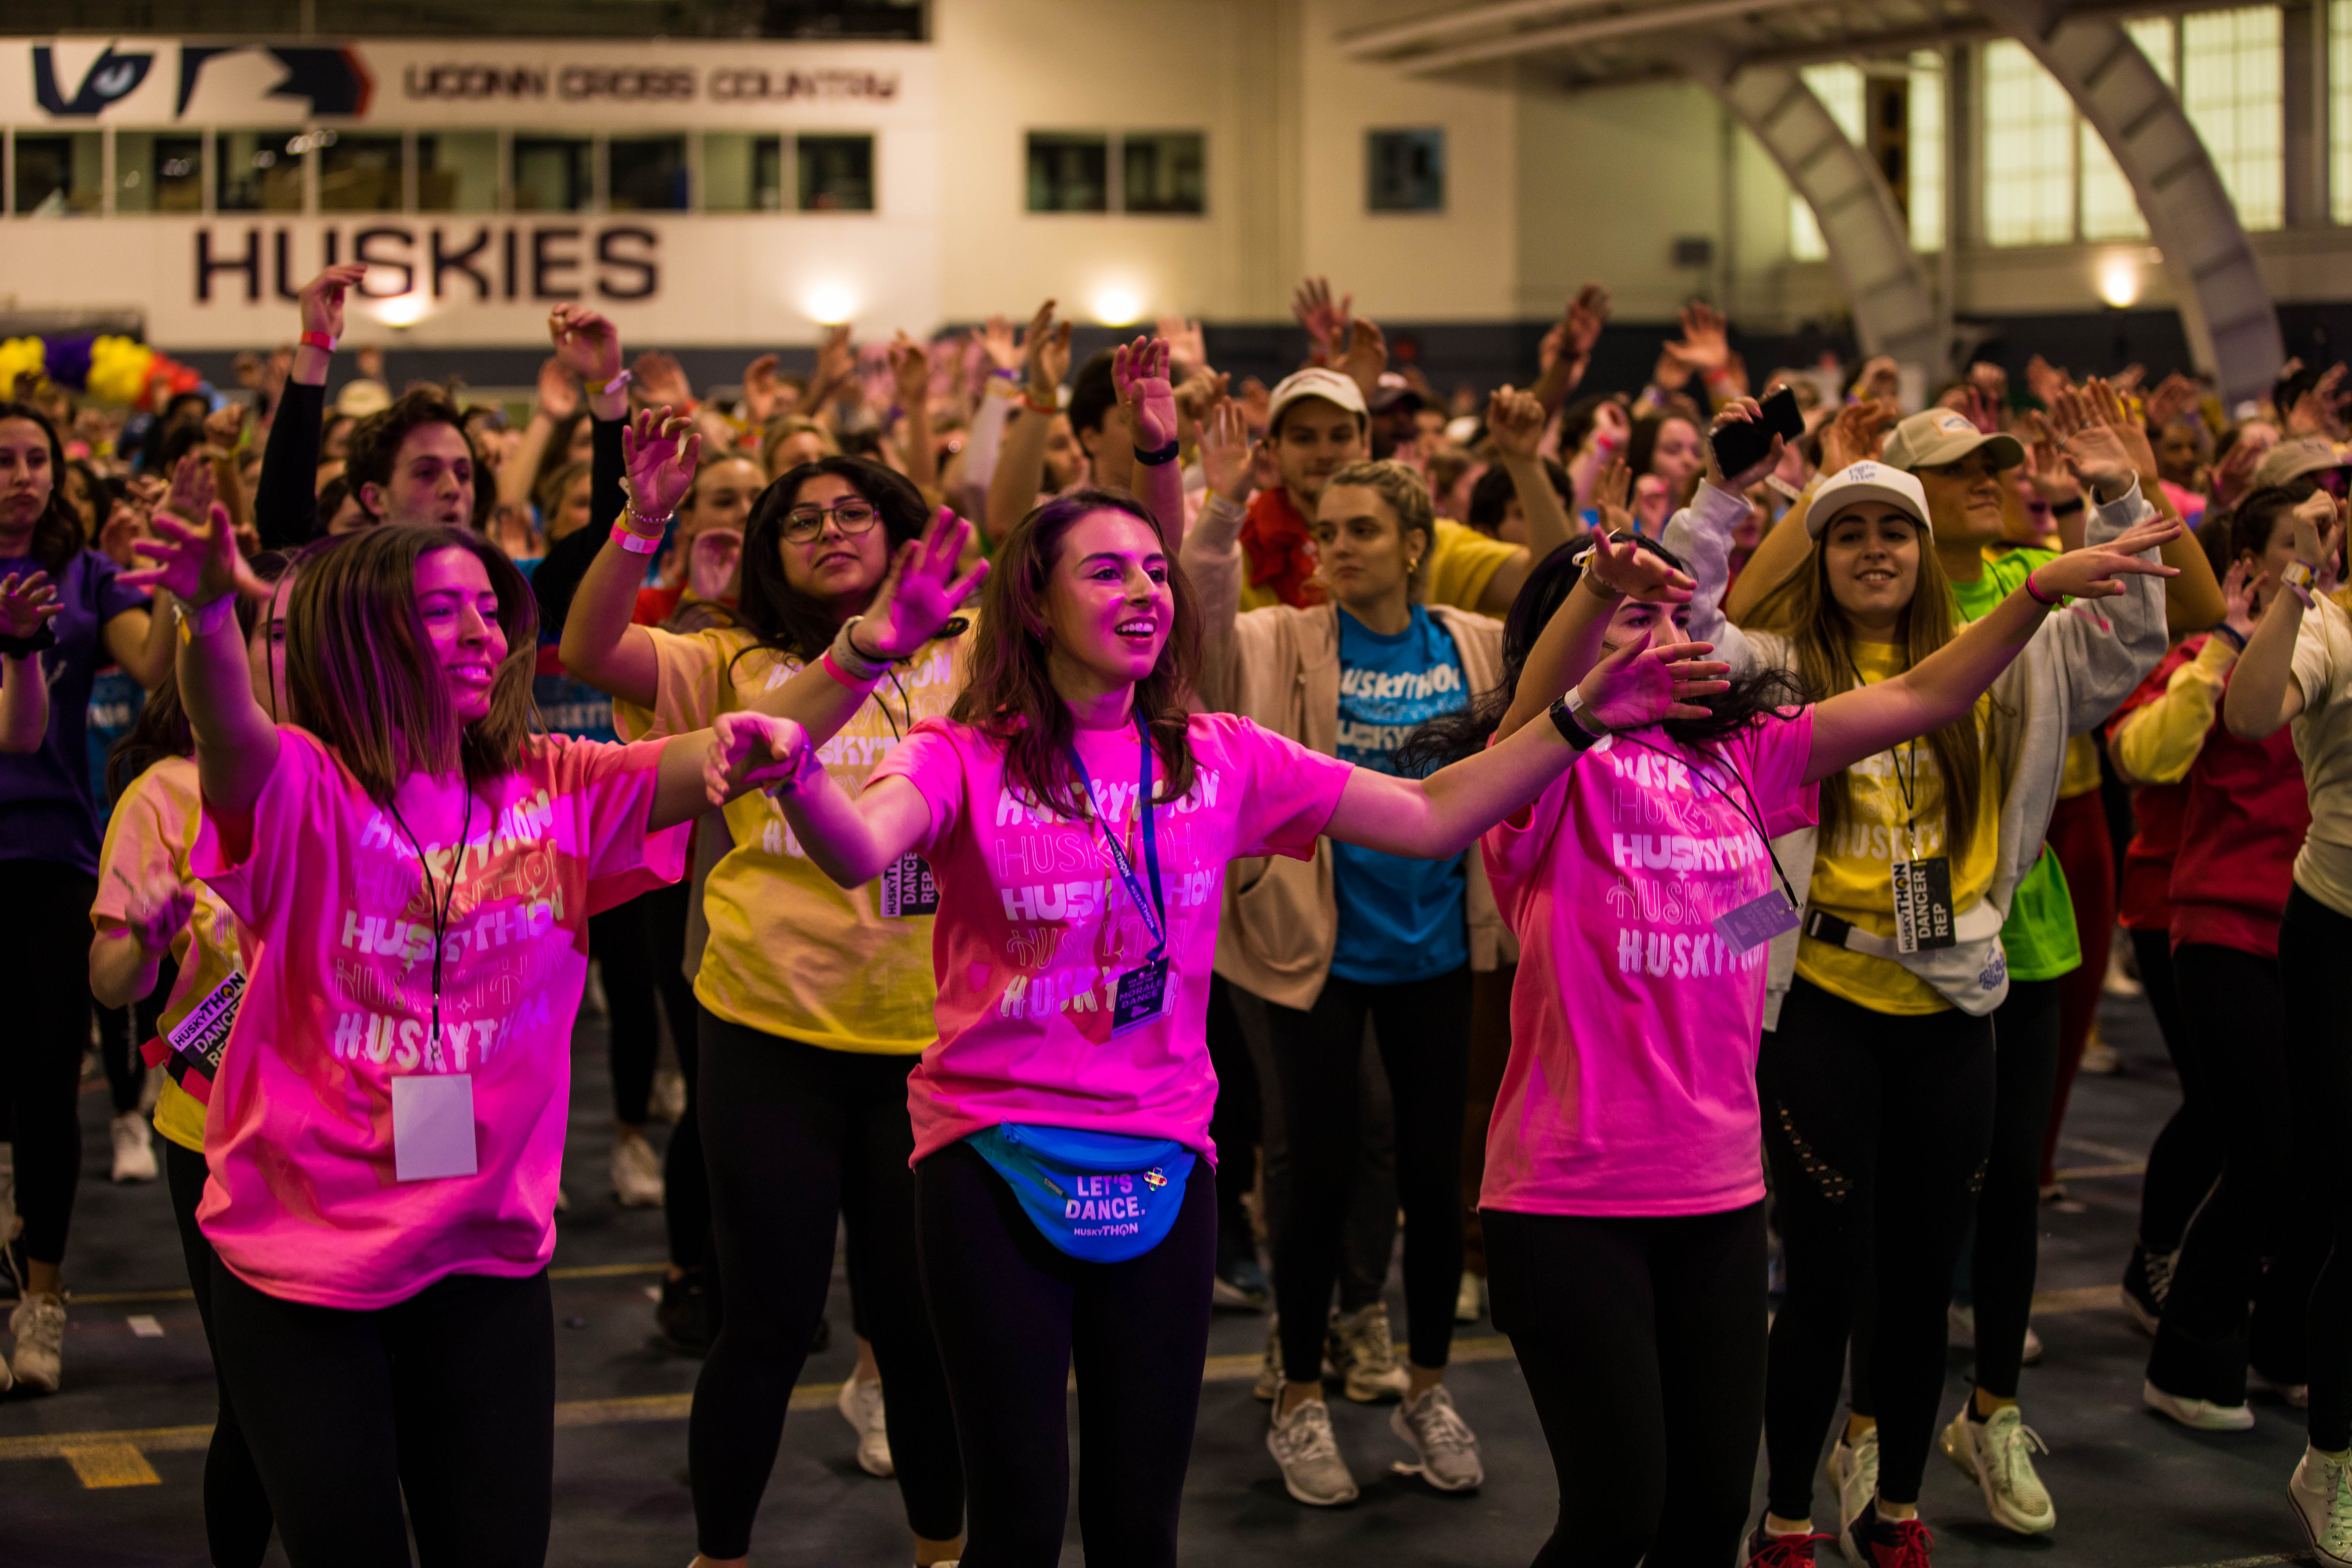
[192,727,688,1309]
[1479,710,1819,1217]
[871,711,1354,1164]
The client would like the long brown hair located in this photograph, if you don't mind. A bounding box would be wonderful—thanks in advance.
[286,525,538,801]
[951,488,1200,820]
[0,401,87,573]
[1766,519,1989,852]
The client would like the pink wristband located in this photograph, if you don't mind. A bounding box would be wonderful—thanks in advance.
[299,330,334,352]
[2023,569,2060,608]
[820,649,885,693]
[611,522,662,555]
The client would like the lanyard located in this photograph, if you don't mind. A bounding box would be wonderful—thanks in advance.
[1065,716,1167,962]
[385,784,474,1057]
[1613,730,1800,909]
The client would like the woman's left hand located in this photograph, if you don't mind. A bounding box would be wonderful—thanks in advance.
[122,875,196,958]
[1576,623,1730,730]
[2025,517,2185,602]
[0,571,61,641]
[1113,336,1178,453]
[857,509,989,659]
[705,711,815,805]
[1582,530,1694,603]
[621,407,701,523]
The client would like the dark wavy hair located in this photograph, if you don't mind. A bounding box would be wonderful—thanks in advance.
[1399,532,1804,774]
[732,455,932,674]
[0,401,87,573]
[345,387,492,531]
[950,487,1200,820]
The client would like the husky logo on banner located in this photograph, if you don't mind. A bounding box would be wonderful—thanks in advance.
[31,42,155,116]
[176,45,375,118]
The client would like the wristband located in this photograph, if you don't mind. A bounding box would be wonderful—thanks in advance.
[1548,692,1607,751]
[2283,560,2318,594]
[0,624,58,659]
[173,594,239,642]
[2213,623,2248,653]
[819,649,886,694]
[603,369,634,397]
[298,330,334,352]
[1133,439,1180,467]
[1021,389,1061,415]
[828,616,893,682]
[988,367,1021,382]
[2050,495,2085,518]
[611,521,662,555]
[1702,366,1735,385]
[2022,569,2061,609]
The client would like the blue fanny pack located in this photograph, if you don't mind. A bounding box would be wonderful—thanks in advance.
[965,1124,1197,1264]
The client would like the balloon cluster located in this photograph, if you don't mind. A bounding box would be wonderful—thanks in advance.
[0,334,203,408]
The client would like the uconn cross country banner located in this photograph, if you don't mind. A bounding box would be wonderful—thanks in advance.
[0,38,940,349]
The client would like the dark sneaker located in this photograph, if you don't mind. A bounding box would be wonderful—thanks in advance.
[1842,1498,1935,1567]
[1744,1522,1834,1564]
[656,1271,713,1355]
[2122,1244,2174,1336]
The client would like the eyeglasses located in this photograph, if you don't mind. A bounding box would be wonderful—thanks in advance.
[782,498,881,543]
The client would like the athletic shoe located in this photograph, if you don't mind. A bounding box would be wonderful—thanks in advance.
[1745,1523,1835,1565]
[1267,1389,1358,1506]
[1940,1405,2055,1534]
[1254,1314,1282,1401]
[1946,1304,2042,1365]
[611,1129,665,1208]
[649,1067,687,1125]
[2142,1377,2256,1431]
[2077,1037,2121,1076]
[1828,1425,1881,1531]
[1390,1383,1483,1491]
[9,1292,65,1394]
[837,1367,894,1477]
[1840,1498,1935,1567]
[1328,1302,1411,1402]
[2292,1446,2352,1567]
[655,1271,713,1354]
[109,1111,158,1183]
[1213,1256,1269,1312]
[2121,1245,2174,1336]
[1454,1269,1483,1324]
[2257,1368,2312,1408]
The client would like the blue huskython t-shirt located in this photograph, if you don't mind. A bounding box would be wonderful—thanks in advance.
[1330,605,1471,984]
[0,547,150,875]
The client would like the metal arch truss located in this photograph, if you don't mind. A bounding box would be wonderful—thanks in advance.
[1971,0,2282,405]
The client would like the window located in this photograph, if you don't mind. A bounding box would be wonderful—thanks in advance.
[1367,128,1444,212]
[1907,51,1944,252]
[320,132,404,213]
[1982,41,2076,245]
[216,129,306,214]
[1027,133,1108,212]
[12,131,101,216]
[114,132,202,214]
[512,134,592,213]
[703,133,783,212]
[609,135,688,212]
[2335,0,2352,223]
[2182,5,2284,231]
[1121,132,1204,214]
[797,134,874,211]
[1790,64,1863,261]
[418,132,497,213]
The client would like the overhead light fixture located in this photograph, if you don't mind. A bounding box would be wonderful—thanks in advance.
[803,284,857,326]
[2095,251,2141,310]
[1091,286,1143,326]
[369,292,432,329]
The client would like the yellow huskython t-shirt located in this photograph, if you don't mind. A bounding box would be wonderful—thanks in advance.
[1794,642,2004,1016]
[614,623,972,1054]
[91,757,247,1154]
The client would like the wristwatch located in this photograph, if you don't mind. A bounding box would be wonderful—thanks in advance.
[1548,688,1608,751]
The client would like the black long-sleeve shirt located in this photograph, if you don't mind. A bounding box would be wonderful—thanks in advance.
[253,380,324,551]
[527,413,627,639]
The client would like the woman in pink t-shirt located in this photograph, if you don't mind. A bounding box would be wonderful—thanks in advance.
[1397,464,2183,1566]
[707,486,1730,1566]
[122,491,818,1568]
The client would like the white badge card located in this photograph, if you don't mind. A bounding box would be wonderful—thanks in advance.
[391,1074,479,1182]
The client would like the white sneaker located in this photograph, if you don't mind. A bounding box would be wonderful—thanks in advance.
[109,1111,158,1183]
[9,1292,65,1393]
[2294,1447,2352,1567]
[837,1369,894,1477]
[2143,1377,2256,1431]
[1329,1302,1411,1402]
[1947,1304,2042,1365]
[1254,1313,1282,1401]
[611,1129,665,1208]
[1454,1270,1482,1324]
[1391,1383,1483,1491]
[649,1068,688,1126]
[1941,1405,2056,1534]
[1827,1424,1880,1531]
[1267,1389,1358,1506]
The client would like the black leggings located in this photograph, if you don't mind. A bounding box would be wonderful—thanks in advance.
[2273,886,2352,1450]
[640,878,707,1273]
[1486,1203,1768,1568]
[1969,976,2061,1400]
[94,952,175,1116]
[0,859,98,1265]
[588,896,660,1126]
[164,1141,274,1568]
[916,1139,1215,1568]
[2132,926,2222,1254]
[1760,976,1994,1518]
[208,1262,553,1568]
[1266,965,1471,1381]
[2149,941,2315,1401]
[689,1011,963,1554]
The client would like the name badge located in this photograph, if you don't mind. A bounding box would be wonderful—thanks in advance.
[164,970,245,1082]
[1891,855,1956,954]
[391,1074,479,1182]
[1713,888,1801,953]
[877,852,939,918]
[1111,957,1170,1036]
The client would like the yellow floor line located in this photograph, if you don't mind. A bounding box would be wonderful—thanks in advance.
[60,1441,163,1487]
[72,1260,667,1309]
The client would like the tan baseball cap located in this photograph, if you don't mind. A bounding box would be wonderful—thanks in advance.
[1807,460,1934,539]
[1266,368,1368,434]
[2251,436,2348,492]
[1881,407,2025,474]
[334,378,392,419]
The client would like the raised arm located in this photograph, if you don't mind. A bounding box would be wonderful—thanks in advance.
[1806,519,2183,782]
[502,356,580,511]
[2110,562,2252,784]
[1494,534,1697,744]
[122,504,281,818]
[0,571,61,753]
[1114,337,1184,556]
[986,301,1071,545]
[1488,385,1577,567]
[1177,398,1254,711]
[2224,493,2346,740]
[1531,286,1609,414]
[2059,378,2223,632]
[253,264,364,551]
[560,407,701,707]
[887,332,939,493]
[526,305,633,637]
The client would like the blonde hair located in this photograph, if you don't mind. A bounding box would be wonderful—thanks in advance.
[1324,459,1436,598]
[760,415,840,481]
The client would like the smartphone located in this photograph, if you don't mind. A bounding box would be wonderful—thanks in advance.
[1710,384,1804,479]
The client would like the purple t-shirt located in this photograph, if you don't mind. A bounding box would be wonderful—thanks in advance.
[0,548,149,874]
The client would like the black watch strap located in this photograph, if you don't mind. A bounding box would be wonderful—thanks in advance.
[1548,694,1605,751]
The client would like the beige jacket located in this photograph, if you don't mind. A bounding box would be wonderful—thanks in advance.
[1182,492,1511,1010]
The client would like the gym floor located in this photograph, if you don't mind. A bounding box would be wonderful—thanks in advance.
[0,985,2318,1567]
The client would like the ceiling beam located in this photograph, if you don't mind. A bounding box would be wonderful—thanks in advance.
[1338,0,1613,60]
[1395,0,1823,75]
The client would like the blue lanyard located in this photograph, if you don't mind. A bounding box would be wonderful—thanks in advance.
[1066,715,1167,962]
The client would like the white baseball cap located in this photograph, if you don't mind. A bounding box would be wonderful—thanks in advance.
[1266,367,1368,434]
[1807,460,1933,539]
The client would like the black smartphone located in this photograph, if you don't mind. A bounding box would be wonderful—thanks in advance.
[1710,384,1804,479]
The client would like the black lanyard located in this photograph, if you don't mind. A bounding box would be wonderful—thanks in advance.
[385,784,474,1060]
[1612,728,1799,908]
[1065,716,1167,962]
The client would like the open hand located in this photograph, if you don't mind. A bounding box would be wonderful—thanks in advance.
[548,304,623,387]
[1155,316,1208,381]
[1820,399,1897,474]
[1486,385,1546,463]
[1338,317,1387,401]
[2027,517,2185,601]
[123,502,242,607]
[1291,276,1352,363]
[1578,624,1730,730]
[536,356,582,422]
[741,354,787,424]
[0,571,61,641]
[689,527,743,604]
[1582,530,1695,604]
[621,408,701,521]
[857,509,988,659]
[887,331,931,409]
[1021,301,1071,405]
[1561,285,1611,360]
[2221,555,2259,636]
[162,451,217,528]
[120,875,195,958]
[705,711,815,805]
[1594,459,1634,537]
[1199,399,1252,504]
[2049,384,2138,502]
[2290,491,2349,581]
[1670,301,1731,373]
[1112,336,1177,452]
[974,315,1024,377]
[632,352,693,411]
[2025,354,2074,408]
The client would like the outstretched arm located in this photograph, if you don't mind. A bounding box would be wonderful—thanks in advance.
[122,505,281,819]
[1494,533,1697,744]
[698,711,933,882]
